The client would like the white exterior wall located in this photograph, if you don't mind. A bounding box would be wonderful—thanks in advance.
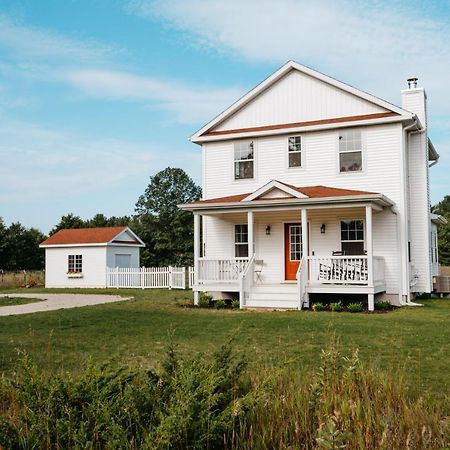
[106,246,140,268]
[45,246,108,288]
[402,88,432,293]
[215,70,387,131]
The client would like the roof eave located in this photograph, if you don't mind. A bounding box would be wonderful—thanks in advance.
[179,193,393,212]
[192,114,410,143]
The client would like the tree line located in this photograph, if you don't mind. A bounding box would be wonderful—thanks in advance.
[0,168,201,271]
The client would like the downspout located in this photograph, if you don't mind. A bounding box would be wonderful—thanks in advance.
[391,206,406,306]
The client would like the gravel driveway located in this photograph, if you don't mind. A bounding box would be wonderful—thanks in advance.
[0,293,131,316]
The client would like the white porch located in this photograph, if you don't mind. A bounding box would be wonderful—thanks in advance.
[192,203,389,311]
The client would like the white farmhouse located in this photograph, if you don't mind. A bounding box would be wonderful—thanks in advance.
[40,227,145,288]
[180,60,446,310]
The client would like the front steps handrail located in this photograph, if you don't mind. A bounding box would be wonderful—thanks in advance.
[296,256,308,310]
[239,254,255,309]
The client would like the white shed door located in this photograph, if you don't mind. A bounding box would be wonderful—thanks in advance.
[115,254,131,268]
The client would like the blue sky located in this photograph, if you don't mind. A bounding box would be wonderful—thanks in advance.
[1,0,449,233]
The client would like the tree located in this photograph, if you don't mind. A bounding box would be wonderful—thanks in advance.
[135,168,201,266]
[50,213,85,235]
[0,221,45,270]
[433,196,450,266]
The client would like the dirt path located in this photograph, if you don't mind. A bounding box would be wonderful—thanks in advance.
[0,293,131,316]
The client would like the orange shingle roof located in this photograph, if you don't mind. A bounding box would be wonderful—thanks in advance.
[41,226,128,246]
[189,185,376,205]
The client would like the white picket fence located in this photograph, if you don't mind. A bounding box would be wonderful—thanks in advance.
[106,266,187,289]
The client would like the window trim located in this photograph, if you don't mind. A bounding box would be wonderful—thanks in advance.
[337,129,365,175]
[68,254,83,274]
[287,135,303,169]
[233,139,256,181]
[340,219,365,254]
[234,224,249,258]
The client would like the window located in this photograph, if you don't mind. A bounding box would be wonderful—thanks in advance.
[289,225,302,260]
[234,140,254,179]
[68,254,82,273]
[235,224,248,257]
[339,130,362,172]
[340,220,364,255]
[288,136,302,167]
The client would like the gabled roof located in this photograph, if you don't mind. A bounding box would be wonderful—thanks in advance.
[190,60,415,143]
[180,181,393,211]
[40,227,145,248]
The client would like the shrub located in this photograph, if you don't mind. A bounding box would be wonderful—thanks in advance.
[0,344,252,449]
[231,298,240,309]
[375,300,393,311]
[215,299,227,309]
[347,302,364,313]
[312,302,326,312]
[330,301,344,312]
[198,293,212,308]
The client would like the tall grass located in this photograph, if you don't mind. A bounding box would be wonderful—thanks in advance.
[0,340,448,449]
[0,270,44,288]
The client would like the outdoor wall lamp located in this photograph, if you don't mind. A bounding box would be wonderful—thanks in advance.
[266,225,271,235]
[320,224,326,234]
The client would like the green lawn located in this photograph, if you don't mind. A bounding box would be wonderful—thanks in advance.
[0,296,44,307]
[0,288,449,404]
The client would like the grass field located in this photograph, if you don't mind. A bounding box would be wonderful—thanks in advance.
[0,296,44,307]
[0,287,449,407]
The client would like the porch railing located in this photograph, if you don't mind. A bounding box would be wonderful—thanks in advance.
[309,256,376,285]
[296,256,308,309]
[197,258,249,284]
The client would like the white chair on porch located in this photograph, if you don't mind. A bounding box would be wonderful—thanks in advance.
[254,260,264,283]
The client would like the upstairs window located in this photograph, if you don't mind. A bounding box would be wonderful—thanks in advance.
[341,220,364,255]
[339,130,362,172]
[234,140,254,179]
[288,136,302,167]
[234,224,248,257]
[68,255,82,273]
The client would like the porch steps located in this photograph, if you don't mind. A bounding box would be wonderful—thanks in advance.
[245,284,299,309]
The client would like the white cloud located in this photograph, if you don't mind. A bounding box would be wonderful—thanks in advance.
[0,119,199,205]
[129,0,450,114]
[0,14,117,63]
[60,68,243,123]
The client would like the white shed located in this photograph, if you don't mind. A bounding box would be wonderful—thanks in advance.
[39,226,145,288]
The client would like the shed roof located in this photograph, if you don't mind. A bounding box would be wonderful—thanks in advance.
[40,227,144,247]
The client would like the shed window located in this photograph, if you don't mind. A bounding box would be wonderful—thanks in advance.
[288,136,302,167]
[339,130,362,172]
[234,141,254,179]
[235,224,248,257]
[68,255,82,273]
[341,220,364,255]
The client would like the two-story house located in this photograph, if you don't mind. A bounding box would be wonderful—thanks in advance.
[180,61,445,310]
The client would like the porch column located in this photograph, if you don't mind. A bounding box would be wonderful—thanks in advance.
[366,205,374,311]
[247,211,254,257]
[193,213,201,305]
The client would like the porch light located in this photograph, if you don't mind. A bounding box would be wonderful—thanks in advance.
[265,225,271,235]
[320,224,326,234]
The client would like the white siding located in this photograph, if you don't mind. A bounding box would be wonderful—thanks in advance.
[204,123,403,205]
[214,70,387,132]
[106,246,140,268]
[402,88,432,293]
[45,247,108,288]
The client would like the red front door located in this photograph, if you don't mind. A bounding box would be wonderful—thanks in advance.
[284,223,302,280]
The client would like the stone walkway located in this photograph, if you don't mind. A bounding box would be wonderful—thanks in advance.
[0,293,131,316]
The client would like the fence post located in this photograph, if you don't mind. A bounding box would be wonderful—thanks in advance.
[183,267,187,289]
[141,267,144,289]
[116,267,119,289]
[169,266,173,290]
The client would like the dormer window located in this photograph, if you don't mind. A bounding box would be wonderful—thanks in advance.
[288,136,302,167]
[234,140,254,179]
[339,130,362,172]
